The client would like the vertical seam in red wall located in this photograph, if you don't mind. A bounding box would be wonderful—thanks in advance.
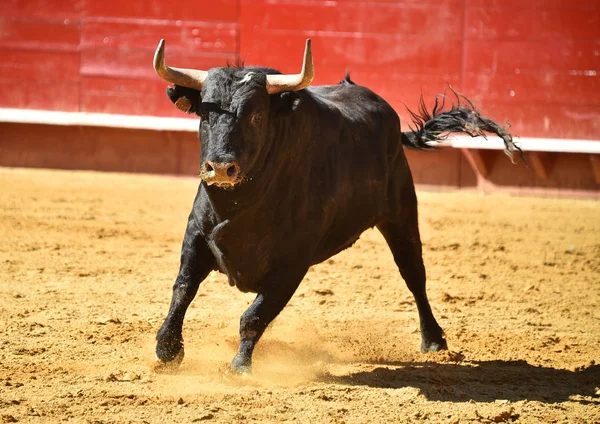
[79,22,82,112]
[458,0,467,188]
[236,0,241,64]
[77,16,83,113]
[460,0,467,92]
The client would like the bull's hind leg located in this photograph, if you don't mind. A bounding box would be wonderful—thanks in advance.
[155,213,215,370]
[377,208,447,353]
[231,269,305,374]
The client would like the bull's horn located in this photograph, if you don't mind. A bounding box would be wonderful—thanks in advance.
[266,39,315,94]
[153,39,208,91]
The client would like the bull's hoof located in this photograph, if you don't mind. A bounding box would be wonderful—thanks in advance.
[230,354,252,375]
[152,347,184,374]
[155,336,184,362]
[421,338,448,353]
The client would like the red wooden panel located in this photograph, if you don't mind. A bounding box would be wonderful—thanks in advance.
[2,50,80,81]
[471,103,600,139]
[463,72,599,106]
[293,65,463,118]
[465,0,600,10]
[0,124,181,174]
[315,0,462,3]
[81,19,182,50]
[0,18,80,51]
[0,0,595,143]
[81,73,465,121]
[239,32,463,82]
[0,80,79,111]
[181,22,238,53]
[85,0,237,22]
[80,76,198,117]
[465,7,600,40]
[350,71,461,108]
[464,40,600,74]
[81,48,236,79]
[82,19,237,53]
[0,0,83,20]
[240,0,462,38]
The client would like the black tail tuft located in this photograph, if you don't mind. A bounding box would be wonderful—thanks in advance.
[401,87,523,163]
[340,71,355,86]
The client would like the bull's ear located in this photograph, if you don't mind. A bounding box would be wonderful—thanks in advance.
[166,85,201,115]
[272,91,301,119]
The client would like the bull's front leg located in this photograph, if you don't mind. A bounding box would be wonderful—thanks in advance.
[231,269,305,374]
[154,212,215,371]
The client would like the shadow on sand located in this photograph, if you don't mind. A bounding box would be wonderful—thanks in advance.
[322,360,599,404]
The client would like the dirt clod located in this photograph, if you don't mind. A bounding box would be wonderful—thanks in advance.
[490,407,517,423]
[192,413,214,421]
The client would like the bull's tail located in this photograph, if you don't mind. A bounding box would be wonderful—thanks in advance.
[400,88,523,163]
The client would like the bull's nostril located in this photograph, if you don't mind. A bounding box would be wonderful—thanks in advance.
[226,164,238,178]
[205,163,214,173]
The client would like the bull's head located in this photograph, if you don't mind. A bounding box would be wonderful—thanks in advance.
[153,39,314,189]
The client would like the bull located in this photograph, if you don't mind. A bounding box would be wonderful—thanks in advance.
[152,39,520,374]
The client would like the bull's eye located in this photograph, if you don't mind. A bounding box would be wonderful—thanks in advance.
[250,112,262,126]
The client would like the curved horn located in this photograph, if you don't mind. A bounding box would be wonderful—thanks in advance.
[153,39,208,91]
[266,39,315,94]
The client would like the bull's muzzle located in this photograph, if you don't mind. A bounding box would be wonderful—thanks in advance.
[201,161,242,188]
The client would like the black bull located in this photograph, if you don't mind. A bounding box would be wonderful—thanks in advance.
[152,39,520,373]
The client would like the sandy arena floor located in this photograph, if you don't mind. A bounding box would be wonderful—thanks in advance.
[0,167,599,423]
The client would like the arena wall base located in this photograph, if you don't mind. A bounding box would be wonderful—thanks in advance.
[0,122,200,176]
[454,149,600,199]
[1,118,598,199]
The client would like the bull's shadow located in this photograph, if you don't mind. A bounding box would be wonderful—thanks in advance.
[322,360,599,404]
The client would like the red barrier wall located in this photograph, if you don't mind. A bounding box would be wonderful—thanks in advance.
[1,0,599,139]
